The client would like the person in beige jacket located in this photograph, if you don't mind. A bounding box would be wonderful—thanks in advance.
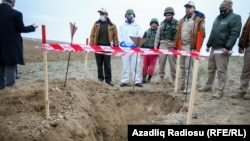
[231,14,250,100]
[175,1,206,94]
[90,8,119,86]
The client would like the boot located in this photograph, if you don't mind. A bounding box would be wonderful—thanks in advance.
[231,91,246,98]
[142,75,147,84]
[147,75,152,83]
[159,76,164,83]
[198,86,212,92]
[178,79,185,90]
[243,94,250,100]
[212,91,223,99]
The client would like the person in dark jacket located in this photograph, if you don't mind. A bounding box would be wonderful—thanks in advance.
[89,8,119,86]
[198,0,242,98]
[0,0,38,90]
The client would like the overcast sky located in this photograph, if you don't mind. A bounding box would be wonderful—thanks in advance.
[10,0,250,55]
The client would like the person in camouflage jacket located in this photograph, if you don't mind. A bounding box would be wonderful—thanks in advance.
[141,18,159,83]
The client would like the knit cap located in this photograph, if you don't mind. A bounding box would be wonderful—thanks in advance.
[220,0,233,9]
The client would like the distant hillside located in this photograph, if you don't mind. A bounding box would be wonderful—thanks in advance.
[22,37,94,62]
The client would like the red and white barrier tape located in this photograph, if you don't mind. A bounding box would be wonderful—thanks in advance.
[41,44,203,59]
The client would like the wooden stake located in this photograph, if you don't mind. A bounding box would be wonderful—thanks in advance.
[42,25,49,119]
[174,55,181,92]
[84,38,89,79]
[186,58,199,124]
[174,39,182,92]
[186,31,203,124]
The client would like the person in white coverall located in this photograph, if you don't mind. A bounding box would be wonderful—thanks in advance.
[119,9,143,87]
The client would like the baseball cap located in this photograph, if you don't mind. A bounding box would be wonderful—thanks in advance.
[98,8,108,14]
[184,1,195,8]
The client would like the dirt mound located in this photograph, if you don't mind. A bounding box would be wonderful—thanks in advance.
[0,78,185,141]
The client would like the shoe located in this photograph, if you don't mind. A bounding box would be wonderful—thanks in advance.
[212,91,223,98]
[231,91,246,98]
[0,86,5,90]
[106,81,114,86]
[198,86,212,92]
[243,94,250,100]
[156,76,164,84]
[135,83,143,87]
[178,85,185,90]
[183,88,191,94]
[98,79,104,82]
[142,75,147,84]
[147,75,152,83]
[171,80,175,87]
[141,80,147,84]
[120,83,128,87]
[16,76,20,79]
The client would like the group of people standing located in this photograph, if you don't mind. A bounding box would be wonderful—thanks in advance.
[89,0,250,100]
[90,1,205,90]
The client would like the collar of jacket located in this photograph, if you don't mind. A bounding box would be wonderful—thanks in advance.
[1,2,12,8]
[95,18,113,26]
[182,10,205,20]
[163,18,177,24]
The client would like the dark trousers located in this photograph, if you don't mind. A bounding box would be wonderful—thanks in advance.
[0,63,16,90]
[16,66,19,78]
[95,53,112,82]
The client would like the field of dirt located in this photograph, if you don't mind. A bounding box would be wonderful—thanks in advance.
[0,37,249,141]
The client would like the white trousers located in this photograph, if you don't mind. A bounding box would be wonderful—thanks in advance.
[120,54,141,84]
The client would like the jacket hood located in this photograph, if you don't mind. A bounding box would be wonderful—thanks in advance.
[182,10,205,19]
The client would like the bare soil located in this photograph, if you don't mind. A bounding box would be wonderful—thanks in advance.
[0,37,249,141]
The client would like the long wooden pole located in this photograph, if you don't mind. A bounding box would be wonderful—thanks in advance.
[84,38,89,79]
[186,59,199,124]
[174,39,182,92]
[186,31,203,124]
[42,25,49,119]
[174,55,181,92]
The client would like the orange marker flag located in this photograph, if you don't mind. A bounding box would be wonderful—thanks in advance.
[42,25,46,44]
[70,22,78,42]
[177,39,182,51]
[196,31,203,52]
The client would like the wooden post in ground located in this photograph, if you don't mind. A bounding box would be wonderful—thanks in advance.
[174,39,182,92]
[186,31,203,124]
[174,55,181,92]
[42,25,49,119]
[186,58,199,124]
[84,38,89,79]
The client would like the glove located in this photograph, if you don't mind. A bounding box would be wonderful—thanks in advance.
[130,43,136,48]
[120,41,127,47]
